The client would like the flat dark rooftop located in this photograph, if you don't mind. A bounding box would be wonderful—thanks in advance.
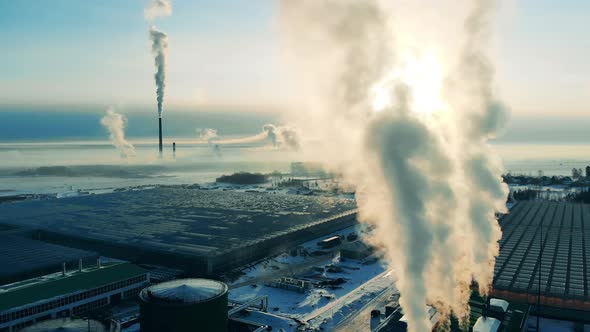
[494,201,590,301]
[0,235,97,284]
[0,262,146,312]
[0,188,356,258]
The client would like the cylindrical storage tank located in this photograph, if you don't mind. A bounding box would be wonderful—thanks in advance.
[19,318,108,332]
[139,278,228,332]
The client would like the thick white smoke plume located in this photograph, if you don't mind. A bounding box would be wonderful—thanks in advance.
[144,0,172,20]
[145,0,171,118]
[149,27,168,118]
[100,108,135,158]
[281,0,508,331]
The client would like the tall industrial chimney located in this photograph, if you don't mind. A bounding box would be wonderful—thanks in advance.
[158,117,163,154]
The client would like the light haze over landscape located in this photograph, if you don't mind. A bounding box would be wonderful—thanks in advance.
[0,1,589,332]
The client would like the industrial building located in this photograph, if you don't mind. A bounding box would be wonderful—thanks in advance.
[340,240,374,260]
[0,235,97,285]
[0,262,148,332]
[0,188,357,275]
[139,279,228,332]
[493,201,590,314]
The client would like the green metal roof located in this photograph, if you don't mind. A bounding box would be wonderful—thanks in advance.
[0,263,147,312]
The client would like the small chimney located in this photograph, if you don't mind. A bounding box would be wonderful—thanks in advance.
[78,259,83,272]
[97,257,102,268]
[62,262,66,276]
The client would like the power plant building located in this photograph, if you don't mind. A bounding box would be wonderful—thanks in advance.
[0,188,357,276]
[0,262,148,332]
[139,279,228,332]
[493,201,590,313]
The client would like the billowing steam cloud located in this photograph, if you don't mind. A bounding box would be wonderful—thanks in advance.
[281,0,508,331]
[144,0,172,20]
[100,108,135,158]
[149,26,168,118]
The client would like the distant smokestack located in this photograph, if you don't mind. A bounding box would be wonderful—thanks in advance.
[159,117,163,153]
[78,259,83,272]
[145,1,171,156]
[62,262,66,276]
[97,257,102,268]
[172,142,176,158]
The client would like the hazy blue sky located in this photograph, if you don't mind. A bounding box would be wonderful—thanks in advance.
[0,0,588,116]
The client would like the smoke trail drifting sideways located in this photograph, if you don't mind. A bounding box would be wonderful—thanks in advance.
[144,0,172,20]
[201,125,299,150]
[100,108,135,158]
[281,0,508,331]
[149,26,168,118]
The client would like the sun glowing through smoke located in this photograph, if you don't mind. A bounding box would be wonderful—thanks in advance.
[371,54,446,115]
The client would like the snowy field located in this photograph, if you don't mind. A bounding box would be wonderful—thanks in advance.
[227,225,398,331]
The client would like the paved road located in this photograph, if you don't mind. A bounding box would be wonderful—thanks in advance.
[304,270,396,331]
[333,283,397,332]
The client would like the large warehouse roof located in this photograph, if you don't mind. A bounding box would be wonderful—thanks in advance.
[0,235,97,285]
[0,188,356,258]
[0,263,147,312]
[494,201,590,301]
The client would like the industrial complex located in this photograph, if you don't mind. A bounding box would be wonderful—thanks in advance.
[1,186,590,331]
[493,201,590,313]
[0,188,357,276]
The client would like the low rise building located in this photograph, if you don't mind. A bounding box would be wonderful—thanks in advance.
[0,262,148,332]
[340,240,373,260]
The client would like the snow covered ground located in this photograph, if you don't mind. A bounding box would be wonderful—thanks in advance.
[227,224,397,331]
[229,258,386,317]
[227,224,369,286]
